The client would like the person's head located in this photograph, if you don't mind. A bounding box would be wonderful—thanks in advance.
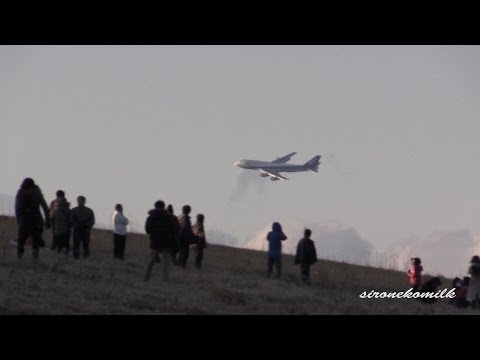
[154,200,165,210]
[452,277,463,288]
[115,204,123,212]
[196,214,204,223]
[21,178,35,189]
[272,222,282,232]
[411,257,421,266]
[304,228,312,238]
[77,196,86,206]
[56,190,65,198]
[182,205,191,215]
[471,255,480,263]
[167,204,174,215]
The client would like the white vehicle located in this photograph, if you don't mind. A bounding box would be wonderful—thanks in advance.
[234,152,321,181]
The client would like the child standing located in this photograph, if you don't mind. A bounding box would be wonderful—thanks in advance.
[407,257,423,292]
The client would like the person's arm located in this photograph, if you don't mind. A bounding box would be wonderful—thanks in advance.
[119,213,129,225]
[145,216,151,235]
[89,209,96,230]
[281,232,287,241]
[39,192,50,227]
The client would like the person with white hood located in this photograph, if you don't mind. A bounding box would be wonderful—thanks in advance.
[112,204,129,260]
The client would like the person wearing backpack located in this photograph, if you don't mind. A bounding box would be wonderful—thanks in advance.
[14,178,50,261]
[70,196,95,259]
[467,255,480,308]
[294,228,318,285]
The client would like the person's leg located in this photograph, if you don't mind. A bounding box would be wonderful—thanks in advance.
[195,247,204,269]
[144,249,158,282]
[31,229,42,261]
[178,245,189,268]
[65,230,71,255]
[113,234,120,258]
[83,230,91,258]
[275,257,282,278]
[160,250,171,281]
[119,235,126,260]
[73,229,81,259]
[17,226,30,259]
[267,257,274,278]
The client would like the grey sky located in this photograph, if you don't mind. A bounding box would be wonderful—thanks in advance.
[2,45,480,255]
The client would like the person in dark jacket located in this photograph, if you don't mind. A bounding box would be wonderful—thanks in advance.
[51,197,71,255]
[70,195,95,259]
[177,205,194,269]
[294,228,318,285]
[167,204,180,265]
[49,189,66,251]
[192,213,207,270]
[266,222,287,278]
[15,178,50,260]
[144,200,175,282]
[419,276,442,304]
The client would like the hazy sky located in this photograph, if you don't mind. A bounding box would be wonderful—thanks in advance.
[2,45,480,256]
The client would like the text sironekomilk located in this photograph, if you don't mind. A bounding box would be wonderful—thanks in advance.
[359,288,456,299]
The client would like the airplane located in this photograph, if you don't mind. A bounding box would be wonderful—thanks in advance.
[234,152,321,181]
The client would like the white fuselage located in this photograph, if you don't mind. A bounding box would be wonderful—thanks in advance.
[234,160,307,173]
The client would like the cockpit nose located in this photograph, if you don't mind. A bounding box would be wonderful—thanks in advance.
[234,160,244,168]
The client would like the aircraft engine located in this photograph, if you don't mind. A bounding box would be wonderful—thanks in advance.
[260,173,269,177]
[270,177,279,181]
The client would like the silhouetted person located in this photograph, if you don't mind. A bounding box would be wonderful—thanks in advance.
[49,189,66,250]
[266,222,287,278]
[449,277,468,308]
[112,204,129,260]
[192,213,207,269]
[70,196,95,259]
[144,200,175,282]
[419,277,442,304]
[467,255,480,308]
[167,204,180,264]
[294,228,317,285]
[15,178,50,260]
[51,197,71,255]
[407,257,423,292]
[177,205,194,268]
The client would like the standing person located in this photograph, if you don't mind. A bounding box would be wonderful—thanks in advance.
[266,222,287,278]
[167,204,180,264]
[51,197,71,255]
[70,196,95,259]
[467,255,480,308]
[407,257,423,292]
[144,200,174,282]
[112,204,129,260]
[49,190,66,251]
[177,205,194,269]
[192,214,207,270]
[294,228,317,285]
[14,178,50,261]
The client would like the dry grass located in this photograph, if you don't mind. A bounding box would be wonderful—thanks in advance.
[0,215,476,315]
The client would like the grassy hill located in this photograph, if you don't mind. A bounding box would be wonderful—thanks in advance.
[0,215,475,314]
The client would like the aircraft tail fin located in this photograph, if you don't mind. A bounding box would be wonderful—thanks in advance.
[304,155,321,172]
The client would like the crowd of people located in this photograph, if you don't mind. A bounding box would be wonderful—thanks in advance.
[407,256,480,308]
[12,177,480,306]
[13,178,208,281]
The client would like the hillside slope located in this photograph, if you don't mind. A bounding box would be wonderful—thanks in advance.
[0,216,474,314]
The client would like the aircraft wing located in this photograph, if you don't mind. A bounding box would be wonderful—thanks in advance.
[258,169,289,180]
[271,152,297,163]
